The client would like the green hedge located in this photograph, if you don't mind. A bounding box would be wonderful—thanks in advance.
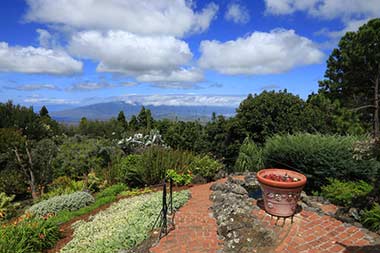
[262,134,379,191]
[28,191,95,217]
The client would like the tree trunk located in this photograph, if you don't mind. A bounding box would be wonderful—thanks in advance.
[13,146,38,199]
[374,75,379,139]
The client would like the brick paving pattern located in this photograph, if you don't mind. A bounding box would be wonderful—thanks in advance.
[150,182,222,253]
[252,199,380,253]
[150,180,380,253]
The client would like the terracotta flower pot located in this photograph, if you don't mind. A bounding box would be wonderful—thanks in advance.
[257,168,307,217]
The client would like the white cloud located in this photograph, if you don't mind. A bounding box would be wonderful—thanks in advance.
[68,82,115,91]
[0,42,82,75]
[199,29,324,75]
[136,68,203,86]
[119,94,244,107]
[6,84,59,91]
[319,18,371,39]
[69,30,191,74]
[68,30,201,85]
[25,0,218,37]
[225,3,250,24]
[264,0,380,19]
[24,95,79,105]
[36,29,52,48]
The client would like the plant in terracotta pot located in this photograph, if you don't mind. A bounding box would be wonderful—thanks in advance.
[257,168,307,217]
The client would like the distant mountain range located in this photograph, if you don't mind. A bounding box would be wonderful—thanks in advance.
[51,101,236,123]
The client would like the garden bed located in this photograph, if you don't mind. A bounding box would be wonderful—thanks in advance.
[55,190,190,253]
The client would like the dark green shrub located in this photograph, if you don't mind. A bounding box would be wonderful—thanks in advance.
[262,134,380,191]
[189,155,224,181]
[0,216,60,253]
[96,183,128,198]
[362,203,380,232]
[234,137,263,172]
[28,191,95,216]
[320,178,373,206]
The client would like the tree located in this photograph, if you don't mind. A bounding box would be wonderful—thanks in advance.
[129,115,138,131]
[117,111,128,130]
[303,93,365,135]
[137,106,147,129]
[319,18,380,137]
[39,105,50,118]
[235,91,305,143]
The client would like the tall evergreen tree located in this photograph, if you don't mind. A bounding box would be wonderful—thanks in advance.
[39,105,50,118]
[319,18,380,137]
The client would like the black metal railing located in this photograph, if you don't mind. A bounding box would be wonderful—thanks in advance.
[152,176,174,239]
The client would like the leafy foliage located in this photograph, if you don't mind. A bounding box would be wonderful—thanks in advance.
[117,147,195,186]
[262,134,380,191]
[0,192,20,220]
[166,169,193,186]
[319,18,380,132]
[0,216,60,253]
[362,203,380,232]
[96,183,128,199]
[41,176,85,200]
[60,191,190,253]
[234,136,263,172]
[235,91,305,144]
[320,178,373,206]
[28,191,95,216]
[188,155,224,181]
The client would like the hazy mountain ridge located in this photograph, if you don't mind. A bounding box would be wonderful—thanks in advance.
[51,101,236,123]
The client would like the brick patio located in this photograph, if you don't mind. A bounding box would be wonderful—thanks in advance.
[150,180,380,253]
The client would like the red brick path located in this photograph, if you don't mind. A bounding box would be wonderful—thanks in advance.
[253,199,380,253]
[150,182,222,253]
[150,180,380,253]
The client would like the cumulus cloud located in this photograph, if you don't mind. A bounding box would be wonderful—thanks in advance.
[68,82,115,91]
[264,0,380,19]
[119,94,244,107]
[69,30,191,74]
[0,42,82,75]
[25,0,218,37]
[225,3,250,24]
[68,30,201,85]
[198,29,324,75]
[5,84,60,91]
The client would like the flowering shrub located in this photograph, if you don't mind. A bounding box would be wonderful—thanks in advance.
[0,215,60,253]
[28,191,95,216]
[117,129,167,153]
[61,190,190,253]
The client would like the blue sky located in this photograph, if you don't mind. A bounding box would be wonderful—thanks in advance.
[0,0,379,111]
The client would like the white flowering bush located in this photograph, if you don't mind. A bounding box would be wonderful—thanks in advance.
[117,129,167,153]
[60,190,190,253]
[28,191,95,217]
